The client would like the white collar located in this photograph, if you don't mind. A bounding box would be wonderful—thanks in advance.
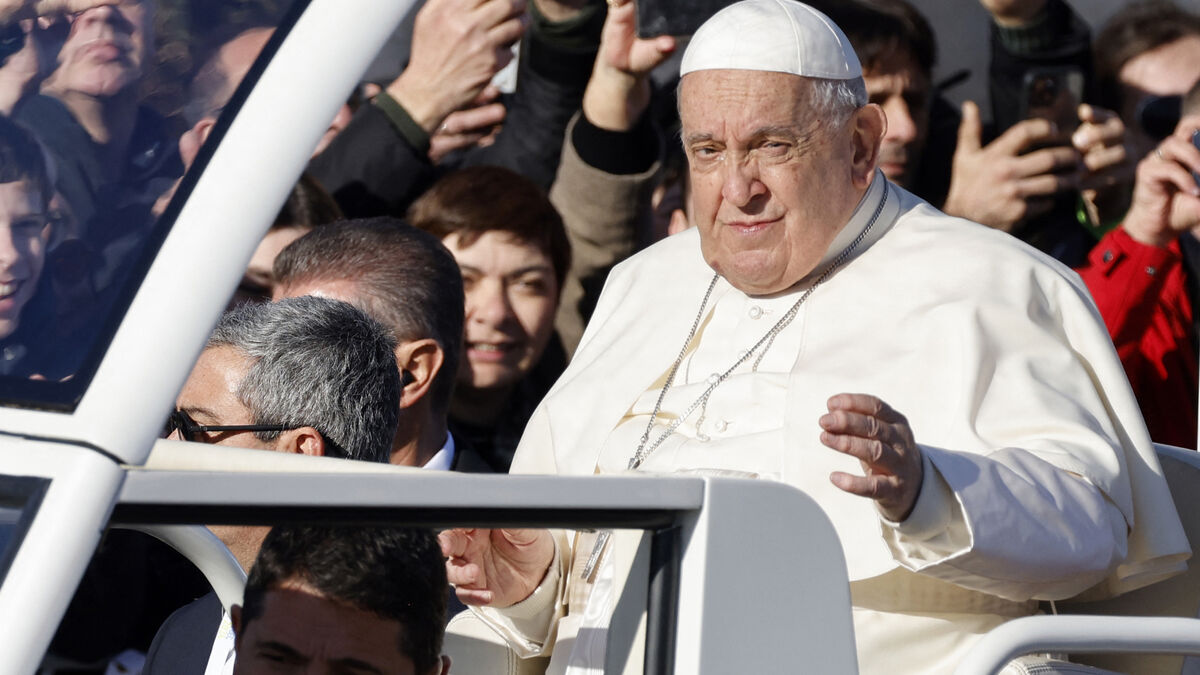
[422,433,456,471]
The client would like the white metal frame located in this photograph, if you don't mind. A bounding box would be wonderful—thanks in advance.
[0,439,125,675]
[955,615,1200,675]
[110,469,861,675]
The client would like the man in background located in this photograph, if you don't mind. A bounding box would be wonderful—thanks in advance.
[144,295,402,675]
[273,217,493,473]
[233,525,451,675]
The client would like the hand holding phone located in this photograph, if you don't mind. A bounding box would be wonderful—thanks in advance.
[1019,66,1084,145]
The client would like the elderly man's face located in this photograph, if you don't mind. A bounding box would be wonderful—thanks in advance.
[680,69,878,295]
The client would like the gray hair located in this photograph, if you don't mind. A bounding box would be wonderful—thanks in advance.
[207,295,400,463]
[808,76,868,128]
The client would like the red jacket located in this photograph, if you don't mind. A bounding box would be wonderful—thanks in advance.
[1076,228,1197,449]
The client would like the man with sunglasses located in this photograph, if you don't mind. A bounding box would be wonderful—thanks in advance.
[145,294,402,675]
[167,294,400,463]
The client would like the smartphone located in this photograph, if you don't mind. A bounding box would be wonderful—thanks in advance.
[1019,66,1085,141]
[636,0,736,37]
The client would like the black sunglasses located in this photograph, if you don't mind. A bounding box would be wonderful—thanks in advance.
[1136,94,1182,142]
[163,409,293,443]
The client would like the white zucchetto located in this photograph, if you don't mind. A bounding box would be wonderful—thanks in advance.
[679,0,862,80]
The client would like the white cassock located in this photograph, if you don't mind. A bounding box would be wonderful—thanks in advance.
[473,173,1191,674]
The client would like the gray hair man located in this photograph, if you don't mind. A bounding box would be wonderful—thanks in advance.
[169,294,400,464]
[439,1,1188,673]
[145,296,403,675]
[273,217,490,472]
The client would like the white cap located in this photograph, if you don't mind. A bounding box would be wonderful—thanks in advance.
[680,0,862,81]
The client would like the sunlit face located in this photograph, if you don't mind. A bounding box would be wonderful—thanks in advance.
[863,52,929,189]
[172,345,273,449]
[1119,35,1200,165]
[234,225,311,304]
[680,69,871,296]
[45,0,154,98]
[234,578,440,675]
[443,231,558,392]
[0,181,50,339]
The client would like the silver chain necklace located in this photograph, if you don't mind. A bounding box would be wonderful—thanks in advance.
[581,181,889,581]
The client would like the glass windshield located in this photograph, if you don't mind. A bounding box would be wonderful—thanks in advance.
[0,474,48,583]
[0,0,313,410]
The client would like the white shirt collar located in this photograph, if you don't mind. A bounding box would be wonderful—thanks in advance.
[422,433,456,471]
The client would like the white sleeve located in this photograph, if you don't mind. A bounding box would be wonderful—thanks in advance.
[879,445,1128,602]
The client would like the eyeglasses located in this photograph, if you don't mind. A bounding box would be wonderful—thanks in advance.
[1136,94,1182,142]
[163,409,293,444]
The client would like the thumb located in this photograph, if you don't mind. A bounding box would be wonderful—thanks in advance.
[957,100,983,154]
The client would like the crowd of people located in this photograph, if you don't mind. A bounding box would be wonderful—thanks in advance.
[5,0,1200,671]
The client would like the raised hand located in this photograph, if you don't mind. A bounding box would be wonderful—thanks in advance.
[820,393,923,522]
[942,100,1081,232]
[1120,114,1200,248]
[580,0,675,132]
[439,527,556,608]
[387,0,527,135]
[428,85,507,163]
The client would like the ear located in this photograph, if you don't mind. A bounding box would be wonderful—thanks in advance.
[394,338,445,410]
[668,208,690,236]
[179,117,218,169]
[849,103,887,189]
[276,426,326,457]
[435,655,452,675]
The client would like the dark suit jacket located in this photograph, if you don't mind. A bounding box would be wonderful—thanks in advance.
[450,438,496,474]
[141,591,221,675]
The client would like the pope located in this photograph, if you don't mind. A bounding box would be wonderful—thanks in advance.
[439,1,1191,673]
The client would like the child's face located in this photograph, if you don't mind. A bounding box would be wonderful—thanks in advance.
[0,181,50,339]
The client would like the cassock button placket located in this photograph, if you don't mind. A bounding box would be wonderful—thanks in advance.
[748,305,763,319]
[714,419,729,433]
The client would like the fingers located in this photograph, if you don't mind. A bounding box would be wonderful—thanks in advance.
[487,13,527,48]
[430,103,505,161]
[1012,171,1079,199]
[991,116,1059,156]
[820,395,923,521]
[956,100,984,154]
[475,0,527,36]
[1011,144,1080,180]
[438,528,473,558]
[1079,142,1127,175]
[1161,131,1200,177]
[825,393,905,424]
[471,83,502,106]
[1072,104,1124,152]
[830,469,899,502]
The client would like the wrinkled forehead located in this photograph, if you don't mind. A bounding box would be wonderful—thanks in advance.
[678,69,818,132]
